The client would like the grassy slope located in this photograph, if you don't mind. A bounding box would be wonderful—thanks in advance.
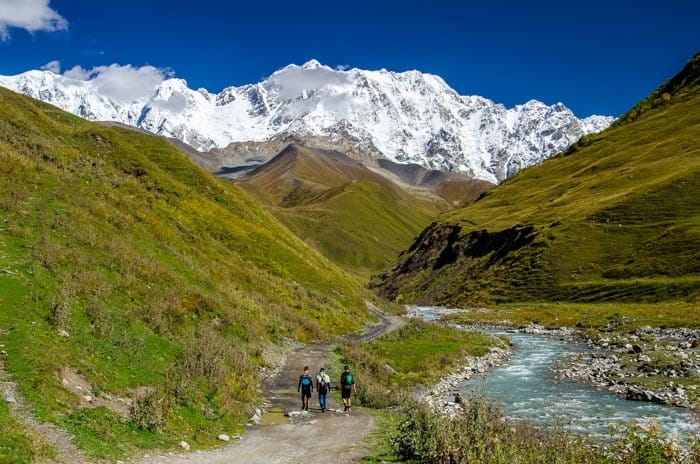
[374,54,700,307]
[0,88,380,459]
[237,144,446,279]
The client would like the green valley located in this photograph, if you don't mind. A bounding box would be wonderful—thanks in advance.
[236,144,490,279]
[0,87,383,460]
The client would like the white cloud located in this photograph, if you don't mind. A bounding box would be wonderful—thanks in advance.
[63,65,90,80]
[268,65,351,100]
[0,0,67,40]
[40,59,60,73]
[335,64,350,71]
[62,64,167,103]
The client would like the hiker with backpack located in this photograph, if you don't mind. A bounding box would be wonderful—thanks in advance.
[298,366,314,411]
[340,365,355,412]
[316,367,331,412]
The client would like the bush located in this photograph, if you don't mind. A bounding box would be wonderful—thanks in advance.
[391,397,700,464]
[129,388,168,432]
[392,397,601,464]
[609,422,700,464]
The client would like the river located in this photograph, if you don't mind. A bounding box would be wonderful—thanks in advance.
[411,306,699,441]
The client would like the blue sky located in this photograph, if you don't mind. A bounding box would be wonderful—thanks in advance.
[0,0,698,117]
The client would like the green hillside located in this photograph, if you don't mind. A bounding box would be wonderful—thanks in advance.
[0,88,379,460]
[371,53,700,307]
[236,144,450,279]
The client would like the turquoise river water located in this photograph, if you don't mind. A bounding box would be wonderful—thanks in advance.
[411,306,699,441]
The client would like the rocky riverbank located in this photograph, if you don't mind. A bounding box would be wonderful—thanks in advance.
[411,306,700,413]
[463,321,700,410]
[416,344,511,416]
[552,325,700,409]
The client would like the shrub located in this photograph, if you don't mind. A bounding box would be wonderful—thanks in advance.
[609,422,700,464]
[392,397,602,464]
[129,388,168,432]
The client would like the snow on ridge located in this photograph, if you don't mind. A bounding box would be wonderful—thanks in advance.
[0,61,614,183]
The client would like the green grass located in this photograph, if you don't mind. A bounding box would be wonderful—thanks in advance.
[441,302,700,330]
[362,319,498,386]
[0,402,57,464]
[338,319,503,409]
[56,407,176,462]
[372,55,700,308]
[0,87,383,459]
[360,410,403,464]
[237,144,447,279]
[270,181,439,280]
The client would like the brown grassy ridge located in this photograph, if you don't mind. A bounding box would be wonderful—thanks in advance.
[236,143,454,279]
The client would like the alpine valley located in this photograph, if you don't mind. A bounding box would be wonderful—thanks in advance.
[2,42,699,463]
[0,60,613,184]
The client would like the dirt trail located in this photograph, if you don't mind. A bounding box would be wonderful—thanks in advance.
[0,359,91,464]
[135,305,403,464]
[137,344,373,464]
[2,306,402,464]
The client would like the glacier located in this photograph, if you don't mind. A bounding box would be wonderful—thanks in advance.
[0,59,614,183]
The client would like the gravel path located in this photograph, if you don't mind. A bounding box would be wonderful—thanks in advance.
[137,344,374,464]
[1,359,91,464]
[1,306,402,464]
[134,305,403,464]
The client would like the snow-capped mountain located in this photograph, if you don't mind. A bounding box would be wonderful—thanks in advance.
[0,60,613,183]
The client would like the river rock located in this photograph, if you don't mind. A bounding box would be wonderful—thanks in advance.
[178,441,190,451]
[416,345,511,415]
[217,434,230,442]
[625,386,663,403]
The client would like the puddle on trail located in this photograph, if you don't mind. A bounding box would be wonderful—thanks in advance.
[257,407,289,426]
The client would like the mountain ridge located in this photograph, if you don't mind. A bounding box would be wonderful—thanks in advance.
[0,60,613,183]
[235,143,478,277]
[370,54,700,306]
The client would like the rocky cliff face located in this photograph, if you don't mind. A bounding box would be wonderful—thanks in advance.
[370,222,540,305]
[0,60,613,183]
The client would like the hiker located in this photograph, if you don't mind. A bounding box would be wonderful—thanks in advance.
[340,365,355,412]
[316,367,331,412]
[298,366,314,410]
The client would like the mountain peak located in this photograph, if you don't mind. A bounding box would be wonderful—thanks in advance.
[301,59,324,70]
[0,61,614,183]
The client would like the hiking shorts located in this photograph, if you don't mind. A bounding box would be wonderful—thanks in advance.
[301,387,312,399]
[341,386,352,399]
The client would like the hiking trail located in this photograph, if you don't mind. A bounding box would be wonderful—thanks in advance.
[2,305,401,463]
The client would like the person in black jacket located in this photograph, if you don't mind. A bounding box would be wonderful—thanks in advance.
[298,366,314,410]
[340,365,355,412]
